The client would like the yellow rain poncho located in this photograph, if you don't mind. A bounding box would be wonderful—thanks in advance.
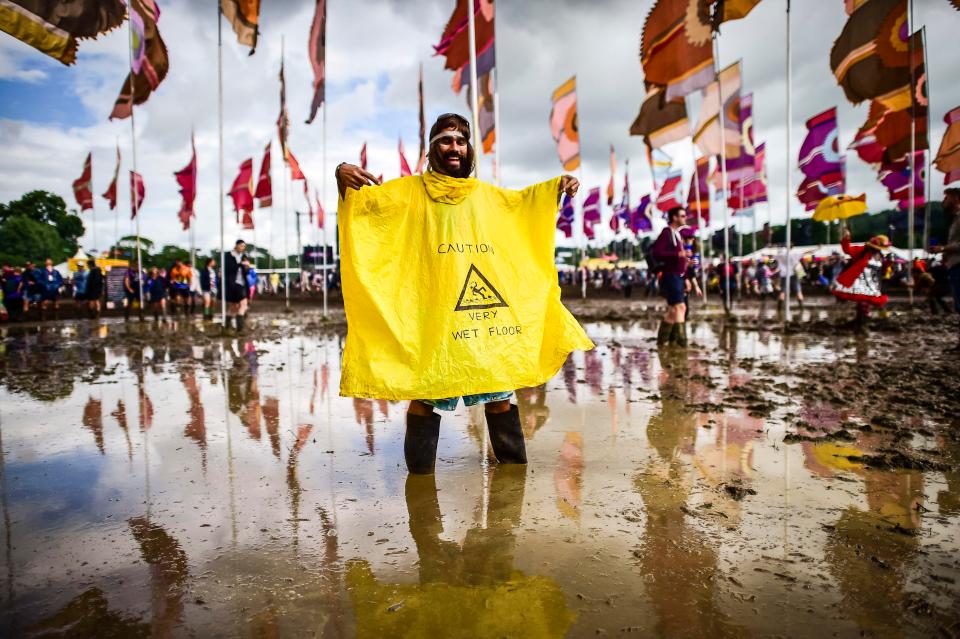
[338,171,594,400]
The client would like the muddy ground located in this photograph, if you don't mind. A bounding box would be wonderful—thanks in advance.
[0,298,958,638]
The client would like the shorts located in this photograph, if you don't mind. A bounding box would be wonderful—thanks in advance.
[225,282,248,303]
[661,273,685,306]
[171,286,191,299]
[949,265,960,314]
[41,289,59,302]
[780,277,801,295]
[421,391,513,412]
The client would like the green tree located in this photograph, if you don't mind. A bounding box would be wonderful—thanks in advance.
[0,215,67,265]
[0,190,84,257]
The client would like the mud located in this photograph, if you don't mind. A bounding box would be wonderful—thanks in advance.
[0,299,958,638]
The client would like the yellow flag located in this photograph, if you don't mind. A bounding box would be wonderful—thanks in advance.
[338,171,594,400]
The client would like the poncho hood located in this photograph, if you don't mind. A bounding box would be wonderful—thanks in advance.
[422,170,478,204]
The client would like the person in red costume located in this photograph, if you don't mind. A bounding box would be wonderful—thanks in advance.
[831,228,892,325]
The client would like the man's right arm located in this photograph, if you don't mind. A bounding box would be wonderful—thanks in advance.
[335,163,381,199]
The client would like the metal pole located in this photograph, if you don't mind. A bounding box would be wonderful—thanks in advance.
[282,36,290,310]
[922,25,931,252]
[127,7,144,317]
[218,0,227,327]
[712,34,732,312]
[466,0,481,176]
[907,0,916,304]
[784,0,793,321]
[114,139,120,258]
[322,102,328,318]
[493,69,501,186]
[691,146,708,304]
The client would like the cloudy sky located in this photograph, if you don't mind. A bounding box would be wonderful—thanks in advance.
[1,0,958,256]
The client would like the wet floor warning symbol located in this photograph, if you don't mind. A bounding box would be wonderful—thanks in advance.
[454,264,509,311]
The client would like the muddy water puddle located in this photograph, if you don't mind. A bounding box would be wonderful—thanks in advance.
[0,319,957,637]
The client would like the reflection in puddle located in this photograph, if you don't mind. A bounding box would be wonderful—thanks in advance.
[0,319,957,636]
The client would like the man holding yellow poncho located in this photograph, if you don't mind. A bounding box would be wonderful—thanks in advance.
[336,113,594,474]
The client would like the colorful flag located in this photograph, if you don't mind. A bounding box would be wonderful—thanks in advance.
[630,194,654,234]
[616,161,632,226]
[286,150,305,181]
[830,0,910,111]
[641,0,714,102]
[687,155,710,222]
[315,188,325,228]
[725,92,755,183]
[693,61,742,159]
[0,0,125,65]
[278,58,290,162]
[879,150,925,211]
[102,146,120,210]
[549,76,580,172]
[229,159,255,223]
[306,0,326,124]
[220,0,260,53]
[650,148,673,191]
[255,142,272,207]
[606,146,616,206]
[73,153,94,211]
[796,107,845,210]
[433,0,495,71]
[399,138,413,177]
[713,0,763,25]
[630,86,689,149]
[556,194,575,238]
[174,136,197,230]
[303,179,313,222]
[741,142,768,207]
[109,0,169,120]
[129,171,145,219]
[582,187,601,240]
[935,106,960,185]
[656,170,684,212]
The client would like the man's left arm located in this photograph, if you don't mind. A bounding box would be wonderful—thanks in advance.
[559,175,579,201]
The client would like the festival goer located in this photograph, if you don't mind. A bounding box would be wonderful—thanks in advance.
[224,240,250,331]
[123,265,142,320]
[21,260,39,315]
[200,258,217,320]
[831,228,892,326]
[168,258,192,317]
[243,257,257,303]
[652,207,691,347]
[85,258,103,318]
[931,187,960,347]
[188,262,201,314]
[145,266,167,322]
[334,112,584,475]
[777,245,814,312]
[38,258,63,320]
[73,261,88,311]
[1,266,23,321]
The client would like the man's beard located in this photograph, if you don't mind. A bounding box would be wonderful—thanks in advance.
[437,151,470,178]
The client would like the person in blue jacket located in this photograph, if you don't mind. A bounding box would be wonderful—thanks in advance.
[39,258,64,320]
[145,266,168,323]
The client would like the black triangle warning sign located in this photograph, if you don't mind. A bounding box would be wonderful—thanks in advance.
[454,264,509,312]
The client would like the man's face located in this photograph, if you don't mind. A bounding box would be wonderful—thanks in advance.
[45,259,53,269]
[674,211,687,226]
[236,242,246,253]
[434,128,469,177]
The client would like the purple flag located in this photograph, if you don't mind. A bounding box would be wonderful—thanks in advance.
[796,107,845,209]
[556,193,574,238]
[879,151,925,211]
[725,92,755,183]
[630,194,653,234]
[583,187,601,240]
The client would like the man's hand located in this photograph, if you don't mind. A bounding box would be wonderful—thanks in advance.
[560,175,580,198]
[336,163,381,198]
[842,228,851,241]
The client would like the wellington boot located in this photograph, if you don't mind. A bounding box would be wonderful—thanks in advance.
[674,322,688,347]
[236,315,245,332]
[485,405,527,464]
[404,412,441,474]
[656,321,674,346]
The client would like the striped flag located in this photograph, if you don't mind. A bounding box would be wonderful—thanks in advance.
[220,0,260,53]
[306,0,326,124]
[129,171,145,219]
[935,106,960,185]
[550,76,580,172]
[109,0,168,120]
[73,153,94,211]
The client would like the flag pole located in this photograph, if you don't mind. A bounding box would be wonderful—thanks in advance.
[282,35,291,311]
[322,102,329,318]
[783,0,793,322]
[712,33,732,313]
[127,5,144,318]
[114,139,120,258]
[691,145,708,304]
[922,25,931,251]
[217,0,227,329]
[907,0,916,305]
[466,0,481,176]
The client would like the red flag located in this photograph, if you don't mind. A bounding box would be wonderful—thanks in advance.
[73,153,94,211]
[303,179,313,222]
[174,136,197,230]
[306,0,326,124]
[229,159,255,223]
[288,150,305,180]
[129,170,145,219]
[255,142,272,207]
[101,146,120,210]
[360,142,367,170]
[417,62,426,172]
[315,188,325,228]
[399,138,412,177]
[278,58,290,162]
